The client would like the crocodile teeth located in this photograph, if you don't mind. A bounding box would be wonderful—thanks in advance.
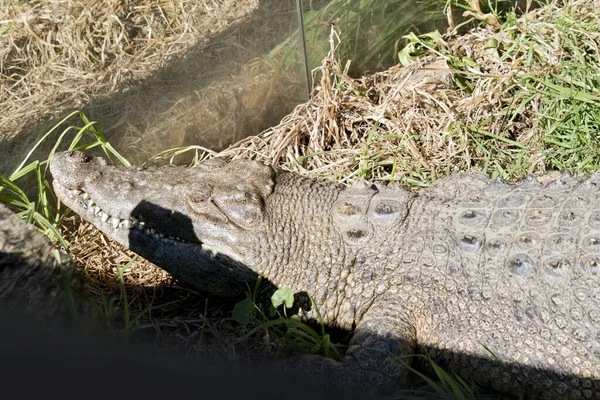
[71,192,188,244]
[111,218,120,229]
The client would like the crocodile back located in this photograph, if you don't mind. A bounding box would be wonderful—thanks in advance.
[392,172,600,396]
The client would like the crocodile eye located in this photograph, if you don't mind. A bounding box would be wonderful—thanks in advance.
[374,202,397,215]
[188,194,209,203]
[68,151,92,164]
[186,185,212,203]
[211,190,265,229]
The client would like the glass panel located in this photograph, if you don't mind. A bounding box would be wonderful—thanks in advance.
[1,0,308,171]
[298,0,451,78]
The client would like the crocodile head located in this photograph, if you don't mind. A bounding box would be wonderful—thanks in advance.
[50,151,276,297]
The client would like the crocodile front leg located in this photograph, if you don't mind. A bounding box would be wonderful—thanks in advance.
[283,308,416,396]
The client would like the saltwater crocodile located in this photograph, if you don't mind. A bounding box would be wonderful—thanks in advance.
[50,151,600,398]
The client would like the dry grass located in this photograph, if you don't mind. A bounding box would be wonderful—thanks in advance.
[1,0,308,173]
[123,57,300,158]
[0,0,258,142]
[219,0,599,186]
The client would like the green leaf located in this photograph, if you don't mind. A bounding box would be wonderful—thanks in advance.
[271,287,295,309]
[420,30,442,47]
[401,31,421,43]
[454,74,474,92]
[483,38,498,50]
[232,298,255,324]
[397,46,416,66]
[461,56,480,71]
[397,30,443,66]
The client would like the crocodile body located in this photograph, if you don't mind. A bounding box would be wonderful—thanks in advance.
[50,151,600,398]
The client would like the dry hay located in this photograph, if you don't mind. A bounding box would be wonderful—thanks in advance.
[0,0,258,142]
[219,1,587,184]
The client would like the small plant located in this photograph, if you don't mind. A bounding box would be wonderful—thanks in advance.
[0,111,130,244]
[397,31,444,67]
[0,110,145,337]
[233,285,346,361]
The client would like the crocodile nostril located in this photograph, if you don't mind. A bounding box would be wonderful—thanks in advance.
[69,151,92,164]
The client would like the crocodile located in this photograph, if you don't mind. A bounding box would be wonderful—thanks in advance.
[50,150,600,398]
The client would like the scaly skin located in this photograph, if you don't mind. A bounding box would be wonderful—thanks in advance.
[50,151,600,398]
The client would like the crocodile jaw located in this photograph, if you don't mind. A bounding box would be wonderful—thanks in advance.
[49,151,262,297]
